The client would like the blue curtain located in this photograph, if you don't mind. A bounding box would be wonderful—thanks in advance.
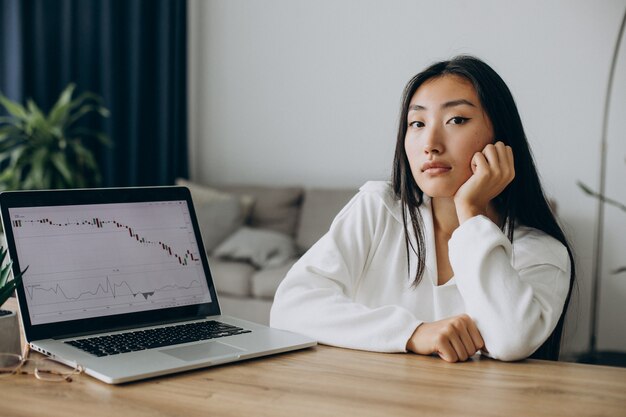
[0,0,188,187]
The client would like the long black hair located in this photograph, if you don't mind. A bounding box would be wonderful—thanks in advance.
[391,55,575,360]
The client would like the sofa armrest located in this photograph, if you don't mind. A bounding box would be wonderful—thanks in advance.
[296,188,356,253]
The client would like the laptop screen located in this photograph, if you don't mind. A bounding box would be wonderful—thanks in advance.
[0,186,221,341]
[8,200,213,326]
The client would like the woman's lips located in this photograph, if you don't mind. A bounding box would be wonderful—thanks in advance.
[421,161,451,174]
[423,167,451,175]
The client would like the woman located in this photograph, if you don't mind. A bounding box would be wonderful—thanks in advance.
[270,55,575,362]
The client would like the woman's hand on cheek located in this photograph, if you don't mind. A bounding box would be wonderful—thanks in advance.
[453,141,515,223]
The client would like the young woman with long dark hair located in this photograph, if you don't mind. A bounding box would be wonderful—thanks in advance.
[270,56,575,362]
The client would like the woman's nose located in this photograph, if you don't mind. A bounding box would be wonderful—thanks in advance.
[423,127,443,154]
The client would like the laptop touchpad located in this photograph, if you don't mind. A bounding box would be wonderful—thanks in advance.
[160,341,244,362]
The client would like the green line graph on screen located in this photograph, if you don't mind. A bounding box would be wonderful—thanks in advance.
[8,200,212,325]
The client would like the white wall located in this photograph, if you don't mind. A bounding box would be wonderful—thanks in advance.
[188,0,626,356]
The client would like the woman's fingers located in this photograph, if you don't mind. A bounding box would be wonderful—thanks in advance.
[407,315,485,363]
[506,144,514,164]
[447,332,470,361]
[481,141,514,186]
[506,145,515,180]
[458,325,479,358]
[437,339,459,363]
[471,151,488,174]
[495,142,513,180]
[467,319,485,350]
[482,143,501,176]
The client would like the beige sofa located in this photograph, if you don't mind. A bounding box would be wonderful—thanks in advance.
[178,179,357,325]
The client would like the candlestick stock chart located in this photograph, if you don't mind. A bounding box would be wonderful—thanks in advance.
[9,201,212,325]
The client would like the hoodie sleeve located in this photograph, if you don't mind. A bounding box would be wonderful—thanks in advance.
[448,215,570,361]
[270,186,421,352]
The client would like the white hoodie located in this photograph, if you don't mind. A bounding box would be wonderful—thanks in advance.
[270,181,570,361]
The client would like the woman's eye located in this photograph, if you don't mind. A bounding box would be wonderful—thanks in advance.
[409,121,424,128]
[448,116,470,125]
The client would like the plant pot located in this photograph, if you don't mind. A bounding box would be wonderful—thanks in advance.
[0,309,21,354]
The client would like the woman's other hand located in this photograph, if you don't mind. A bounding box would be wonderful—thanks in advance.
[406,314,485,362]
[453,141,514,223]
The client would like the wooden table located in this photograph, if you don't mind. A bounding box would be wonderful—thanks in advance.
[2,299,625,417]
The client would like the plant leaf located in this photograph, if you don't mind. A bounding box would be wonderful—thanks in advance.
[577,181,626,213]
[0,247,8,287]
[26,147,49,189]
[66,92,105,118]
[97,107,110,118]
[0,93,28,120]
[577,181,595,196]
[0,125,24,140]
[26,99,45,120]
[0,85,108,191]
[50,152,73,184]
[26,99,50,133]
[0,262,12,288]
[65,104,102,127]
[0,134,27,153]
[0,147,25,190]
[0,116,23,126]
[70,141,102,186]
[73,141,98,171]
[51,90,104,130]
[47,83,76,126]
[0,281,18,306]
[0,265,26,306]
[68,91,103,108]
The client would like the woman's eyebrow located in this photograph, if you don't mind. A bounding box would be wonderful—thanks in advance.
[408,99,477,112]
[442,99,476,109]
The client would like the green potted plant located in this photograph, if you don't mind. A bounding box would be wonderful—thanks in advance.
[576,176,626,366]
[0,246,28,354]
[578,181,626,274]
[0,83,111,191]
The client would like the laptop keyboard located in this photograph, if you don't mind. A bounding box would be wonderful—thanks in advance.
[65,321,252,357]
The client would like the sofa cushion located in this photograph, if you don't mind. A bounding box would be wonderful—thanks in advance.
[208,256,255,297]
[296,188,357,253]
[175,179,251,252]
[219,185,304,237]
[250,259,298,300]
[213,226,296,269]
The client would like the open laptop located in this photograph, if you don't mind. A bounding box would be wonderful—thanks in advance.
[0,186,315,384]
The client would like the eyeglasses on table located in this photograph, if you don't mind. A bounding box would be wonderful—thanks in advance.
[0,344,83,382]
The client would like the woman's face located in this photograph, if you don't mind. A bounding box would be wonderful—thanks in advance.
[404,74,495,198]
